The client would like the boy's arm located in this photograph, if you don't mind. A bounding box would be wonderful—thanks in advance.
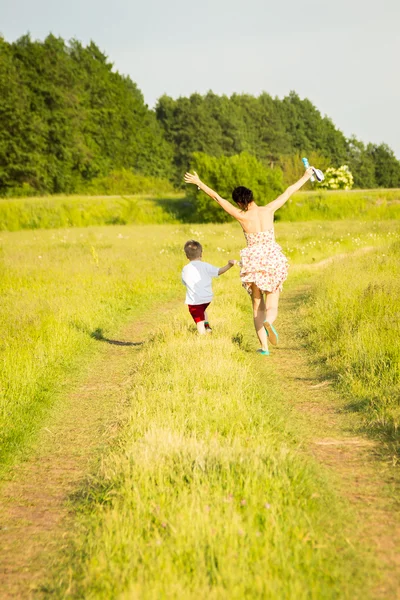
[218,259,236,276]
[267,168,314,213]
[184,171,242,219]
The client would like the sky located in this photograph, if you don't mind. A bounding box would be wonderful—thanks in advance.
[1,0,399,157]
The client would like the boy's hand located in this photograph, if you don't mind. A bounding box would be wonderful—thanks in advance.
[218,259,238,276]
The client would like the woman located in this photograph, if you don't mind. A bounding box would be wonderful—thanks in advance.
[184,168,314,355]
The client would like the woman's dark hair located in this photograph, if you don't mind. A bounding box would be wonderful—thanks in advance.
[232,186,254,211]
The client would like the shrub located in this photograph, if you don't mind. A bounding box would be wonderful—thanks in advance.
[188,152,284,223]
[79,169,175,196]
[318,165,354,190]
[4,183,38,198]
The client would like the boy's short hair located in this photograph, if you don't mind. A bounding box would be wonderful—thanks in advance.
[184,240,202,259]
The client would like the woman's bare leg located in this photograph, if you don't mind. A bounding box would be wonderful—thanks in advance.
[264,291,280,345]
[265,290,279,324]
[251,283,268,351]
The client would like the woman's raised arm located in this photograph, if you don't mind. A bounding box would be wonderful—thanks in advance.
[267,168,314,213]
[184,171,242,219]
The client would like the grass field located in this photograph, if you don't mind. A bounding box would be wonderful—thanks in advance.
[0,225,184,468]
[1,188,400,231]
[1,218,399,597]
[48,303,372,599]
[1,220,398,469]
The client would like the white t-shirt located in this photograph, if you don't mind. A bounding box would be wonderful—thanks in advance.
[181,260,220,305]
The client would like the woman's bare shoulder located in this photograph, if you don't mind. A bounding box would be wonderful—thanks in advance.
[259,204,273,212]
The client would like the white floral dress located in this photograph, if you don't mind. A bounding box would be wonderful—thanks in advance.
[240,228,289,295]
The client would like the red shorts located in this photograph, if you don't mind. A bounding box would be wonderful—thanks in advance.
[188,303,210,323]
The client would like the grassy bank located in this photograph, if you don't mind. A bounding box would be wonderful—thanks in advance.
[1,189,400,231]
[299,240,400,447]
[278,188,400,221]
[0,194,192,231]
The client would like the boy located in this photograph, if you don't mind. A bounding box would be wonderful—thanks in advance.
[181,239,236,334]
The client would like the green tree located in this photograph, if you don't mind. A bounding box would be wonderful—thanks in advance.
[367,143,400,188]
[346,137,376,188]
[0,36,48,194]
[0,35,174,196]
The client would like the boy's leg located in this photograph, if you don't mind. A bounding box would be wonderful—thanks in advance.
[196,320,206,334]
[204,309,212,331]
[188,303,210,335]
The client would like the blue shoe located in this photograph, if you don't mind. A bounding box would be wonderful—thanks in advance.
[264,322,279,346]
[256,348,270,356]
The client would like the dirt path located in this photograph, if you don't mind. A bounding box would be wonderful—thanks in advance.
[294,245,377,271]
[0,302,179,599]
[273,284,400,599]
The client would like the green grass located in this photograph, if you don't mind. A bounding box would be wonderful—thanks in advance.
[299,240,400,448]
[1,189,400,231]
[1,220,398,472]
[0,224,185,469]
[0,194,192,231]
[46,287,373,599]
[2,219,400,597]
[278,188,400,222]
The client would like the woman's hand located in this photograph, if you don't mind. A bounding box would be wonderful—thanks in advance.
[184,171,201,187]
[305,167,314,179]
[228,259,237,266]
[183,173,243,219]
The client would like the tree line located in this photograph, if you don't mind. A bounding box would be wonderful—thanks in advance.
[1,34,399,196]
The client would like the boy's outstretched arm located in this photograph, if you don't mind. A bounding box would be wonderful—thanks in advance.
[267,167,314,213]
[218,260,236,276]
[184,171,242,219]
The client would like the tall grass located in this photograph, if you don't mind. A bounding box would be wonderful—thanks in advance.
[278,188,400,222]
[1,189,400,232]
[0,195,188,231]
[48,295,371,599]
[299,240,400,444]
